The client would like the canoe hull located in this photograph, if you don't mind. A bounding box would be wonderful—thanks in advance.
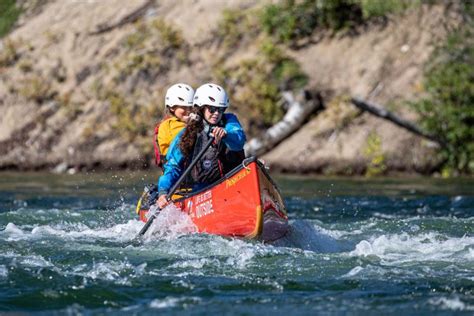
[138,159,288,242]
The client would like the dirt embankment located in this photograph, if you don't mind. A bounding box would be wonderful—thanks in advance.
[0,1,461,174]
[263,4,461,175]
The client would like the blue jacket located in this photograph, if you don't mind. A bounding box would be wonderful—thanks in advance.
[158,113,246,195]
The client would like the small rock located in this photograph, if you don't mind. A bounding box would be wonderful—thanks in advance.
[53,162,68,173]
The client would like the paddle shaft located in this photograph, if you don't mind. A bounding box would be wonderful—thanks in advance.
[137,135,215,237]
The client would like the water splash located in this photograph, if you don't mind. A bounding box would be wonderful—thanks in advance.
[142,204,197,241]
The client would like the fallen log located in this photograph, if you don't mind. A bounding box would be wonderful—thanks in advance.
[351,97,443,146]
[245,90,322,157]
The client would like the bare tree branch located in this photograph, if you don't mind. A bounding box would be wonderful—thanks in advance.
[351,97,443,145]
[245,90,322,157]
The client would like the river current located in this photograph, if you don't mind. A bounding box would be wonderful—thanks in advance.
[0,171,473,314]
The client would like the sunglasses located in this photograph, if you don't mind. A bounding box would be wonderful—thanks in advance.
[205,106,226,114]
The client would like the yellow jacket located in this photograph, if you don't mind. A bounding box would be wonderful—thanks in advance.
[157,116,186,156]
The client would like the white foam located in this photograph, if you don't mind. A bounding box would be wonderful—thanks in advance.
[0,252,60,274]
[25,220,143,242]
[466,248,474,260]
[85,262,121,281]
[21,256,54,268]
[0,265,8,278]
[317,220,378,239]
[149,296,201,309]
[350,233,474,264]
[372,212,402,219]
[70,260,146,285]
[429,296,474,311]
[171,279,195,290]
[342,266,364,278]
[170,258,218,270]
[224,238,261,268]
[3,205,238,243]
[2,223,27,240]
[31,225,62,236]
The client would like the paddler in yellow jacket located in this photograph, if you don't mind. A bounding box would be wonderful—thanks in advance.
[153,83,194,168]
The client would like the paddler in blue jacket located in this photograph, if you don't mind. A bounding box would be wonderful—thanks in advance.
[156,83,246,208]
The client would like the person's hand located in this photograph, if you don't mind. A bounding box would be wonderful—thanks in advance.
[212,127,227,143]
[156,194,170,209]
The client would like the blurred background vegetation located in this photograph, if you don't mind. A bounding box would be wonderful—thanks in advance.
[0,0,472,175]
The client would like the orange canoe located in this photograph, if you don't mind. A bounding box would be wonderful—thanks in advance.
[137,158,289,242]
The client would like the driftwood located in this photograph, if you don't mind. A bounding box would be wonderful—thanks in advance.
[245,90,321,157]
[351,97,443,145]
[89,0,155,35]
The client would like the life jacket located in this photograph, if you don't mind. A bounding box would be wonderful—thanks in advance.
[153,121,165,168]
[153,115,186,168]
[186,121,245,187]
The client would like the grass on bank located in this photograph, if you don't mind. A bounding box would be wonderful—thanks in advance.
[0,0,21,38]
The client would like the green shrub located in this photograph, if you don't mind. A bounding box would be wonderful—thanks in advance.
[358,0,423,19]
[411,25,474,174]
[114,19,187,84]
[261,0,320,44]
[215,39,308,129]
[260,0,365,44]
[152,19,185,50]
[363,131,386,177]
[261,39,308,89]
[0,0,21,38]
[234,59,283,126]
[319,0,363,30]
[260,0,429,45]
[218,9,250,48]
[18,74,55,103]
[103,89,161,143]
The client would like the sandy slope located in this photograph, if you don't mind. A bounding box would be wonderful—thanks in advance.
[0,1,461,174]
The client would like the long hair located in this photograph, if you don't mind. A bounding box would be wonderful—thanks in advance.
[179,107,204,157]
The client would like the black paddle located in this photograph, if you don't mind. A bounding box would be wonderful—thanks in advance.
[134,135,215,239]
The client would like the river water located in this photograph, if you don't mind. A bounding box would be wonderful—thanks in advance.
[0,171,473,314]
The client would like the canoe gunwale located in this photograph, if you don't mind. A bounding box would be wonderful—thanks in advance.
[173,156,261,203]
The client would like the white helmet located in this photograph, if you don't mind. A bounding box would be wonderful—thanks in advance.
[165,83,194,108]
[193,83,229,108]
